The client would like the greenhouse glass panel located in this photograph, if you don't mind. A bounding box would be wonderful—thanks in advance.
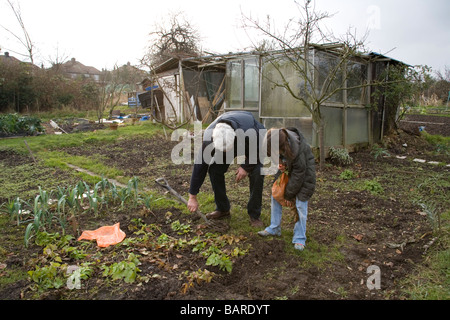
[285,117,313,145]
[315,51,343,103]
[261,56,310,117]
[321,106,343,146]
[347,108,368,144]
[244,58,260,109]
[263,118,284,130]
[347,62,367,105]
[227,60,242,109]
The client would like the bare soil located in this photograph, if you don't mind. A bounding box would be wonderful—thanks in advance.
[0,114,448,301]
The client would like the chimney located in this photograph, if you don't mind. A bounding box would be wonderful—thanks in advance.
[5,52,10,57]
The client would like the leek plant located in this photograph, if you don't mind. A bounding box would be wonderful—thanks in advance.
[127,177,139,208]
[2,197,23,226]
[118,188,130,209]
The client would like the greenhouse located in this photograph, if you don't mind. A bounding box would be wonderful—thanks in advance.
[146,44,407,150]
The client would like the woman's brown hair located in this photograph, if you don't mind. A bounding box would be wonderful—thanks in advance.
[265,128,295,160]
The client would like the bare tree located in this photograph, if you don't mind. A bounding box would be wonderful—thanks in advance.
[96,65,128,124]
[242,0,376,169]
[142,11,201,66]
[434,66,450,105]
[140,11,202,129]
[1,0,35,64]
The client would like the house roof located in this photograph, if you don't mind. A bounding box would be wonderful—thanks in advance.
[365,52,410,67]
[149,44,410,77]
[60,58,101,75]
[0,52,38,69]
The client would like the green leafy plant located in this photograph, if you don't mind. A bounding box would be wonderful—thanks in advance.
[101,253,141,283]
[0,113,44,136]
[363,179,384,195]
[171,220,191,235]
[28,262,67,290]
[205,251,233,273]
[339,169,356,180]
[329,147,353,166]
[371,144,390,160]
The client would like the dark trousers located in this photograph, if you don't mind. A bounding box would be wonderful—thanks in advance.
[208,163,265,220]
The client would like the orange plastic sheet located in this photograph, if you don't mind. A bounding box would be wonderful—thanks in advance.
[78,223,126,247]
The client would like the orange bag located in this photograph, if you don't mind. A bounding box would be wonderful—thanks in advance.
[78,223,126,248]
[272,172,290,207]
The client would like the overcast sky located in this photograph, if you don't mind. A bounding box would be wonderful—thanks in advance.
[0,0,448,74]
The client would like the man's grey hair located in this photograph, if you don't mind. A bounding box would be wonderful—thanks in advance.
[212,122,236,152]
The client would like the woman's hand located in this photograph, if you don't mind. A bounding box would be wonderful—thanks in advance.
[284,200,294,207]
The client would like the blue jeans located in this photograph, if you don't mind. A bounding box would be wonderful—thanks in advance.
[265,196,308,245]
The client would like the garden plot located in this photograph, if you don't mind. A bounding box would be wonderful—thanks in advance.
[0,117,448,301]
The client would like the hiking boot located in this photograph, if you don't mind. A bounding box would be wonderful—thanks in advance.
[206,210,230,220]
[250,218,264,228]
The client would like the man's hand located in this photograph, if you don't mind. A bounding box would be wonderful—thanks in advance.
[235,166,248,183]
[187,194,199,212]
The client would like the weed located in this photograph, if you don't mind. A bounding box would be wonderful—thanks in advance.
[371,144,390,160]
[339,169,356,180]
[416,201,442,233]
[363,179,384,195]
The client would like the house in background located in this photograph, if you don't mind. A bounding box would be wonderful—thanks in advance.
[0,51,39,70]
[60,58,102,82]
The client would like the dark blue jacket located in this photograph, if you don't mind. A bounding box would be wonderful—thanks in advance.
[189,111,265,195]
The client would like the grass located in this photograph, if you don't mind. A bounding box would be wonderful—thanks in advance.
[0,121,165,155]
[0,161,78,201]
[40,151,125,181]
[0,215,29,288]
[400,210,450,300]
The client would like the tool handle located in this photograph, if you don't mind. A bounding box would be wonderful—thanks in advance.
[155,177,188,204]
